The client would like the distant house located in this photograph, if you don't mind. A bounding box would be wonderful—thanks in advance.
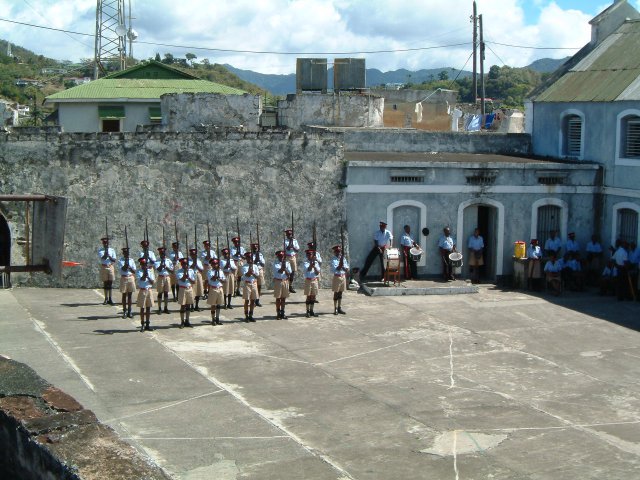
[15,79,41,87]
[44,60,246,133]
[528,0,640,247]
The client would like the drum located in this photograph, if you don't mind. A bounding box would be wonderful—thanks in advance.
[448,252,463,268]
[409,246,423,262]
[384,248,401,270]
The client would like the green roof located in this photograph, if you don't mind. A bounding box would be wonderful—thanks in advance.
[104,60,199,80]
[46,78,246,102]
[535,20,640,102]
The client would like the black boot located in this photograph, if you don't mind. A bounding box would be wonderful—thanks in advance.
[227,295,233,309]
[140,321,145,332]
[216,307,222,325]
[310,304,318,317]
[145,321,152,331]
[280,308,287,320]
[306,302,310,318]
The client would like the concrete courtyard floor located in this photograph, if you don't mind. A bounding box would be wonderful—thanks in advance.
[0,285,639,480]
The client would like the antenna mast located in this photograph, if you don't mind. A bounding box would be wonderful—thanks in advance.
[94,0,127,79]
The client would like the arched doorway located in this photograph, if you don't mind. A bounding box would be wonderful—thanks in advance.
[458,199,504,281]
[0,214,10,288]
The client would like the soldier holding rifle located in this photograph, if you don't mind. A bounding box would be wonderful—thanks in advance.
[175,257,195,328]
[330,243,349,315]
[136,258,155,332]
[284,227,300,293]
[188,247,205,312]
[251,242,266,306]
[206,258,225,325]
[303,248,321,317]
[201,239,216,299]
[273,250,292,319]
[221,247,236,309]
[154,246,173,314]
[118,245,137,319]
[231,235,246,297]
[169,241,184,302]
[98,233,116,305]
[241,252,259,322]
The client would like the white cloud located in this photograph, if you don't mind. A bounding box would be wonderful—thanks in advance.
[0,0,613,74]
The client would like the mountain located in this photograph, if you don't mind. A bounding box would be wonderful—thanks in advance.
[225,58,566,96]
[526,57,570,73]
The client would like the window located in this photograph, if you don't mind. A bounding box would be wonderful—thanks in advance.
[149,106,162,124]
[625,118,640,159]
[536,205,561,247]
[564,115,582,157]
[99,105,124,133]
[617,208,638,244]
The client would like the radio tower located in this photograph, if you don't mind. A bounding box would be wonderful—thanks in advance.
[93,0,127,79]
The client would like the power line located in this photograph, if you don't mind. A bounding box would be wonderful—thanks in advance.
[486,40,580,51]
[0,16,581,56]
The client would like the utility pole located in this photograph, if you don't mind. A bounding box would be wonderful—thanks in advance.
[471,1,478,104]
[479,14,486,119]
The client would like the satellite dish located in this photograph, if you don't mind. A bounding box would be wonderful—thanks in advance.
[115,24,127,36]
[127,28,138,41]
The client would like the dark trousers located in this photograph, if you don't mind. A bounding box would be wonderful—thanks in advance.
[440,249,453,279]
[360,247,384,281]
[403,246,417,279]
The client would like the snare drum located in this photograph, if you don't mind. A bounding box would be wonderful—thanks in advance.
[384,248,401,270]
[409,246,423,262]
[448,252,463,268]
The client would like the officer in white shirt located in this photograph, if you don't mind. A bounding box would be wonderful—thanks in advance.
[565,232,580,256]
[284,229,300,293]
[154,246,173,314]
[438,227,457,281]
[400,225,418,280]
[612,239,631,300]
[135,258,155,332]
[98,237,116,305]
[359,221,393,283]
[544,230,562,257]
[331,245,349,315]
[467,228,484,284]
[118,247,137,319]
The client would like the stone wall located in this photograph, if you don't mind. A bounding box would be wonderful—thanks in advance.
[0,129,346,288]
[278,92,384,129]
[311,127,532,155]
[162,93,263,132]
[0,356,170,479]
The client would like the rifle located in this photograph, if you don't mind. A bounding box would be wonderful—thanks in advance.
[256,223,262,264]
[162,226,166,250]
[216,236,221,277]
[340,223,345,269]
[124,225,131,274]
[143,219,150,262]
[102,217,110,260]
[207,221,212,261]
[236,217,241,257]
[174,220,179,253]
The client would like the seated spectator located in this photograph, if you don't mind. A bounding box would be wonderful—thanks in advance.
[544,253,563,295]
[544,230,562,257]
[599,260,618,296]
[585,234,603,285]
[565,252,585,291]
[565,232,580,256]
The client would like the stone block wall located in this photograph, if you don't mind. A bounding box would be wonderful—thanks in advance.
[0,129,346,288]
[278,92,384,129]
[162,93,263,132]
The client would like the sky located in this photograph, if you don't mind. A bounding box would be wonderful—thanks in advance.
[0,1,637,75]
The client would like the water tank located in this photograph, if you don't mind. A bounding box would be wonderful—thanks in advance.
[296,58,328,93]
[334,58,366,91]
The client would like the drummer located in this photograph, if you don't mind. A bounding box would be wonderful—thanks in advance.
[400,225,419,280]
[359,221,393,283]
[438,226,457,281]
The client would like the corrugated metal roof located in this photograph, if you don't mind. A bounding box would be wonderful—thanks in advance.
[45,78,246,102]
[536,20,640,102]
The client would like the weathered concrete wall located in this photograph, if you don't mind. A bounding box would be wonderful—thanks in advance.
[0,129,346,288]
[372,89,457,131]
[312,127,532,155]
[162,93,262,132]
[0,356,170,479]
[278,92,384,129]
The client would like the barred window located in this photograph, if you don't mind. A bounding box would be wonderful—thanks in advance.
[625,119,640,158]
[564,115,582,158]
[390,175,424,184]
[617,208,638,245]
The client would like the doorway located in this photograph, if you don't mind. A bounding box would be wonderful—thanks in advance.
[0,214,10,288]
[462,204,498,281]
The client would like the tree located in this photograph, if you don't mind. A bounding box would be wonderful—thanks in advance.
[154,53,161,62]
[438,70,449,81]
[162,53,174,64]
[185,53,197,66]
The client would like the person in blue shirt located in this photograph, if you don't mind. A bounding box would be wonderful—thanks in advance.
[98,237,116,305]
[206,258,225,326]
[331,245,349,315]
[359,221,392,283]
[135,258,155,332]
[438,227,457,281]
